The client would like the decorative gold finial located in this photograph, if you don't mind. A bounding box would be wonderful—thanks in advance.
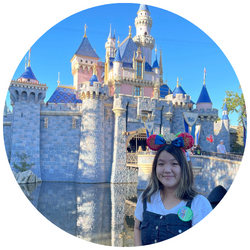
[177,77,179,87]
[28,48,31,67]
[57,72,60,86]
[155,44,157,54]
[117,36,120,46]
[129,26,132,38]
[84,24,88,38]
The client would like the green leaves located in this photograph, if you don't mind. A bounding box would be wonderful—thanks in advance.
[224,85,246,124]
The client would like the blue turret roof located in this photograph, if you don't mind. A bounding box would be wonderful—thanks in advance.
[75,37,99,58]
[138,4,149,12]
[114,47,122,62]
[223,103,228,111]
[18,66,38,81]
[196,84,212,104]
[145,61,153,72]
[222,103,229,120]
[119,37,138,63]
[152,54,160,68]
[160,84,172,98]
[89,74,98,86]
[172,85,186,98]
[47,86,82,104]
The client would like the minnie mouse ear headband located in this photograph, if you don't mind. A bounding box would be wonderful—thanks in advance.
[146,132,194,151]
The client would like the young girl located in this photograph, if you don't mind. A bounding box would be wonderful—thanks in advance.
[134,132,212,246]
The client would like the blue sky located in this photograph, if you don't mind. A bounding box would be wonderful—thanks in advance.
[7,3,241,125]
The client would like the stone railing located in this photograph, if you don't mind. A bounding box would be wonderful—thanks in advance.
[126,153,139,166]
[200,151,243,162]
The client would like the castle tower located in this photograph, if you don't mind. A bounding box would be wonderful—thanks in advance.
[105,24,116,58]
[113,43,122,80]
[133,4,155,64]
[165,78,192,134]
[9,49,48,178]
[159,48,163,83]
[196,69,212,111]
[195,69,218,151]
[70,24,102,93]
[75,71,109,183]
[221,102,230,152]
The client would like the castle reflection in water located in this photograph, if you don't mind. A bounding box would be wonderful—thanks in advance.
[20,182,139,247]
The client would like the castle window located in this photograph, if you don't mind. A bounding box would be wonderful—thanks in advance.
[144,32,147,36]
[137,61,142,78]
[134,86,141,96]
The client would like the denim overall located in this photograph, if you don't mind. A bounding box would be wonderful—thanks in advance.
[139,198,193,245]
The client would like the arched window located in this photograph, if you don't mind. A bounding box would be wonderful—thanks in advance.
[30,92,35,102]
[38,93,43,101]
[21,91,27,101]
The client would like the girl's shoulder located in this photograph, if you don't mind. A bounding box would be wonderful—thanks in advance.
[191,194,212,210]
[139,189,161,203]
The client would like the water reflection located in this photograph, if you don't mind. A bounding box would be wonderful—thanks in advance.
[20,182,139,247]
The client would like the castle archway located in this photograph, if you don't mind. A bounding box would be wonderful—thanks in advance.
[126,128,147,167]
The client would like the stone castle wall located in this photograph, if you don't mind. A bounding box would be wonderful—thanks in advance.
[3,89,230,184]
[3,114,12,161]
[40,115,81,181]
[192,155,240,196]
[10,102,42,178]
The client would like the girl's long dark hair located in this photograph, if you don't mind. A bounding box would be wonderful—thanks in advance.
[142,144,198,202]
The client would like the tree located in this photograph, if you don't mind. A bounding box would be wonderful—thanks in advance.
[224,85,246,124]
[13,152,35,172]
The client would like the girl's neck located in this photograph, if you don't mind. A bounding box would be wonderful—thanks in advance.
[160,188,182,210]
[161,187,180,201]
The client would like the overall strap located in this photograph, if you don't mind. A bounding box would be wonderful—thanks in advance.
[186,199,193,208]
[143,197,147,212]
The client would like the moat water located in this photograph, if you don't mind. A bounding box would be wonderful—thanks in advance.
[19,181,140,247]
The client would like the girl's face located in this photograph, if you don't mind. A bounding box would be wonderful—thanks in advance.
[156,150,181,190]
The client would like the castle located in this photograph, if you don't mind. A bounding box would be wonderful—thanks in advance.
[3,4,231,184]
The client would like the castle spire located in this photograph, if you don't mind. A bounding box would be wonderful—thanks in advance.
[25,56,27,70]
[159,47,163,83]
[57,72,60,86]
[152,46,159,68]
[222,102,229,120]
[129,25,132,38]
[108,23,112,39]
[28,48,31,67]
[83,23,88,38]
[203,67,207,84]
